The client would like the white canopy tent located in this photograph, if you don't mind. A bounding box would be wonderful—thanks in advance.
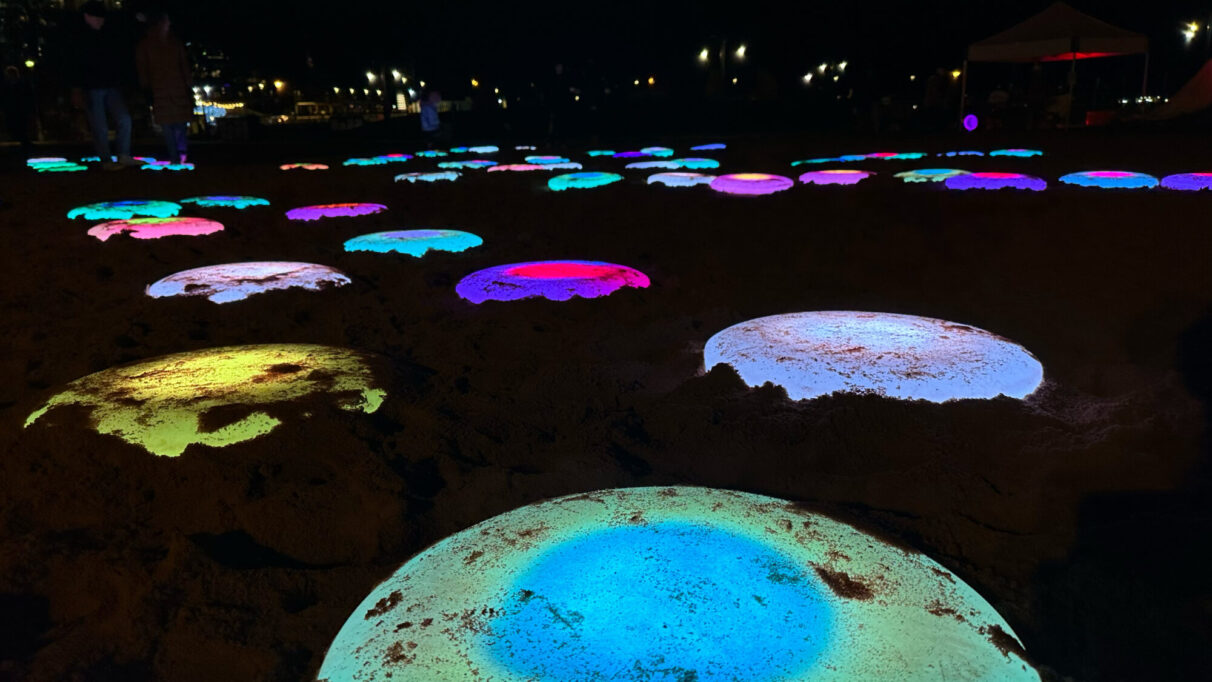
[961,2,1149,124]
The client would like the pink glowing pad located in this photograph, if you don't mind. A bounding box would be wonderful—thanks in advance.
[456,260,650,303]
[146,262,351,303]
[798,169,873,186]
[286,203,388,221]
[280,163,329,171]
[87,217,224,242]
[487,164,548,172]
[944,172,1047,191]
[709,173,795,195]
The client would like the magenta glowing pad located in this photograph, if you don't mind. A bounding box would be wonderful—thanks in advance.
[87,217,224,242]
[709,173,795,195]
[286,203,388,221]
[798,169,872,186]
[456,260,650,303]
[944,172,1047,191]
[1161,173,1212,191]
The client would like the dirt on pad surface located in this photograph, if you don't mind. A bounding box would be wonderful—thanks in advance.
[2,131,1211,681]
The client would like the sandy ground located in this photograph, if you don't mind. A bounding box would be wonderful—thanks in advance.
[2,130,1211,681]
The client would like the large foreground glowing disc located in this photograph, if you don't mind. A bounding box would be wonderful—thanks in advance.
[456,260,649,303]
[286,203,388,220]
[944,172,1046,191]
[895,169,969,183]
[87,217,224,242]
[547,172,622,191]
[647,172,715,187]
[24,344,386,457]
[705,311,1043,402]
[344,229,483,257]
[146,262,351,303]
[395,171,460,183]
[67,199,182,220]
[799,169,872,186]
[180,195,270,209]
[1058,171,1158,189]
[1161,172,1212,191]
[710,173,794,195]
[317,486,1038,682]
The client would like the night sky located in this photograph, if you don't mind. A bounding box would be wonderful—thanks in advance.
[157,0,1211,94]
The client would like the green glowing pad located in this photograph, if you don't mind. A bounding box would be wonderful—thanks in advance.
[25,344,387,457]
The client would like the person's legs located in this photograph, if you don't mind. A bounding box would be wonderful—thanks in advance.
[161,122,179,160]
[173,123,188,163]
[104,88,132,158]
[85,88,111,157]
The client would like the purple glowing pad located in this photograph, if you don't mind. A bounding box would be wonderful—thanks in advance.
[456,260,650,304]
[87,217,224,242]
[963,114,978,132]
[613,151,647,158]
[944,172,1047,191]
[1058,171,1158,189]
[146,262,351,303]
[1161,173,1212,191]
[286,203,388,221]
[709,173,795,195]
[798,169,873,186]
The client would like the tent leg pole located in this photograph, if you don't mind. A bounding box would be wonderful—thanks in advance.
[1141,51,1150,96]
[1066,54,1077,128]
[959,60,968,126]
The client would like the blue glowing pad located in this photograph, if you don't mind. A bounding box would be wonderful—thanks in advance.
[587,150,616,157]
[394,171,460,183]
[344,157,389,166]
[344,229,483,256]
[640,146,675,157]
[438,160,497,170]
[525,155,570,164]
[989,149,1042,158]
[1058,171,1158,189]
[942,150,985,157]
[141,163,195,171]
[469,145,500,154]
[374,154,413,164]
[67,200,182,220]
[690,143,726,151]
[450,146,470,153]
[1161,173,1212,191]
[647,172,715,187]
[180,195,270,209]
[625,160,679,170]
[515,145,536,150]
[414,150,448,158]
[706,311,1043,402]
[317,487,1040,682]
[548,172,622,191]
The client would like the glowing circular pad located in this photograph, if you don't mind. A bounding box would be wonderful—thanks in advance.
[87,217,223,242]
[944,172,1046,191]
[799,169,873,186]
[395,171,460,183]
[895,169,969,183]
[710,173,794,195]
[146,262,351,303]
[705,311,1043,402]
[142,162,194,171]
[1058,171,1158,189]
[647,172,715,187]
[547,172,622,191]
[989,149,1042,158]
[180,195,270,209]
[67,200,182,221]
[456,260,649,303]
[1161,173,1212,191]
[317,486,1038,682]
[690,142,726,150]
[344,157,388,167]
[286,203,387,220]
[344,229,483,257]
[24,344,386,457]
[438,160,496,170]
[280,163,328,171]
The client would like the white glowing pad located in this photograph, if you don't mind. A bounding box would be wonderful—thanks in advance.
[705,311,1043,402]
[146,262,351,303]
[318,487,1039,682]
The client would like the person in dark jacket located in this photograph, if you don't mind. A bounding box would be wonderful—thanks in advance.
[67,1,138,169]
[136,12,192,164]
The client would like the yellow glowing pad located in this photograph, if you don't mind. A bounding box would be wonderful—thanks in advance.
[25,344,387,457]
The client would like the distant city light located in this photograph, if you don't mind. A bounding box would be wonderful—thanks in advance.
[273,80,285,90]
[1184,21,1202,43]
[832,75,839,82]
[23,59,34,68]
[647,76,655,86]
[802,73,813,84]
[366,71,376,83]
[735,44,746,59]
[471,78,480,87]
[818,62,828,73]
[909,74,916,81]
[698,47,709,62]
[837,61,847,71]
[419,80,426,87]
[950,69,961,79]
[634,79,640,85]
[731,77,738,84]
[375,89,382,96]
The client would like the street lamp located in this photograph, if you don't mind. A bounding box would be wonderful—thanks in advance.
[734,44,746,59]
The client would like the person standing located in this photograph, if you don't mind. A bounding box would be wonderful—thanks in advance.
[67,1,139,170]
[136,12,193,164]
[420,90,442,146]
